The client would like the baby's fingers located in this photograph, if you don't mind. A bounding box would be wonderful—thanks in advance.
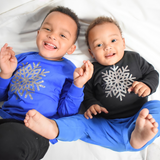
[90,106,98,115]
[8,48,16,61]
[101,107,109,114]
[75,67,84,76]
[0,43,14,59]
[128,86,133,93]
[2,43,8,50]
[85,60,93,74]
[84,110,93,119]
[140,88,151,97]
[0,44,8,55]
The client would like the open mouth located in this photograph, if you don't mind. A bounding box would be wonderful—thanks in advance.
[44,42,57,50]
[105,53,116,58]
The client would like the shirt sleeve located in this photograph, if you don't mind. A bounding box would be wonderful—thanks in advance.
[0,52,28,102]
[0,77,12,101]
[57,78,84,117]
[138,55,159,93]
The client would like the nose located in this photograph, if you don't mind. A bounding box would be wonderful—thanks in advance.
[48,32,56,40]
[104,45,112,51]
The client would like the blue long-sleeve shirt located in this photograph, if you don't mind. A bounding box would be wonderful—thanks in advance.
[0,52,84,121]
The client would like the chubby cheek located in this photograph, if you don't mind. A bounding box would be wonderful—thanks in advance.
[36,36,42,48]
[94,55,102,63]
[91,53,95,59]
[90,49,97,59]
[36,31,45,44]
[36,38,39,47]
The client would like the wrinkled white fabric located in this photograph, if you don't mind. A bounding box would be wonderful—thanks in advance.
[0,0,160,160]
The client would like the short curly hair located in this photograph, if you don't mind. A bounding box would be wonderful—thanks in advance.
[42,6,80,43]
[85,16,122,48]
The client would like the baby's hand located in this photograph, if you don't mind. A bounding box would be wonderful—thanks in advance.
[0,43,17,79]
[73,60,93,88]
[128,81,151,97]
[84,104,108,119]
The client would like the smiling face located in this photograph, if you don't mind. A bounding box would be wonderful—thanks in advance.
[36,11,77,61]
[88,22,125,66]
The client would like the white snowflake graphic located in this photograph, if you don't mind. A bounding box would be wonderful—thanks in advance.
[101,65,136,101]
[10,62,50,100]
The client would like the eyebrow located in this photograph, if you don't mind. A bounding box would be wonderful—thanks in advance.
[109,34,119,37]
[43,22,71,36]
[92,34,119,43]
[43,22,51,25]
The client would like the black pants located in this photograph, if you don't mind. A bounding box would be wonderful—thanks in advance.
[0,119,49,160]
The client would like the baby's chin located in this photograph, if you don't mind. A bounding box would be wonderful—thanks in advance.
[105,57,123,66]
[38,53,62,61]
[99,59,120,66]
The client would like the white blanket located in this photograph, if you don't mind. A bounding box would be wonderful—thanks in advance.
[0,0,160,160]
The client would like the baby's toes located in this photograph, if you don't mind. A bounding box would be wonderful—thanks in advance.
[146,114,152,120]
[152,126,158,134]
[149,117,155,124]
[153,121,158,128]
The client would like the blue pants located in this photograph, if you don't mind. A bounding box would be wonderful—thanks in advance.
[55,100,160,152]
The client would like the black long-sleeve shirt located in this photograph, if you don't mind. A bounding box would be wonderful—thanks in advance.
[83,51,159,119]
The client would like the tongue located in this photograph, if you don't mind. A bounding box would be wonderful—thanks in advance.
[106,54,113,57]
[106,53,115,57]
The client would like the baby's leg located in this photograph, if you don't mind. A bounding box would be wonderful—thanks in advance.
[24,109,58,139]
[130,108,158,149]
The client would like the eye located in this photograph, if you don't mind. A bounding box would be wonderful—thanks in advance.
[45,28,50,31]
[111,39,117,43]
[61,34,66,38]
[97,44,102,47]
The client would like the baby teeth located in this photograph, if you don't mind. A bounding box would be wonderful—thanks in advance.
[46,42,57,49]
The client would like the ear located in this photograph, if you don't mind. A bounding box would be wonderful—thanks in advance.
[122,38,126,49]
[88,48,95,58]
[36,30,40,38]
[67,44,76,55]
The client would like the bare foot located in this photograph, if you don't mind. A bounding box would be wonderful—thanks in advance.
[130,108,158,149]
[24,109,58,139]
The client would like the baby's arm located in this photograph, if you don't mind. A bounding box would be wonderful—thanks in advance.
[84,104,108,119]
[0,43,17,79]
[57,60,93,117]
[73,60,93,88]
[128,81,151,97]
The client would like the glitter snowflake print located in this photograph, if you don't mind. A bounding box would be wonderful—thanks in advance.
[10,62,50,100]
[101,65,136,101]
